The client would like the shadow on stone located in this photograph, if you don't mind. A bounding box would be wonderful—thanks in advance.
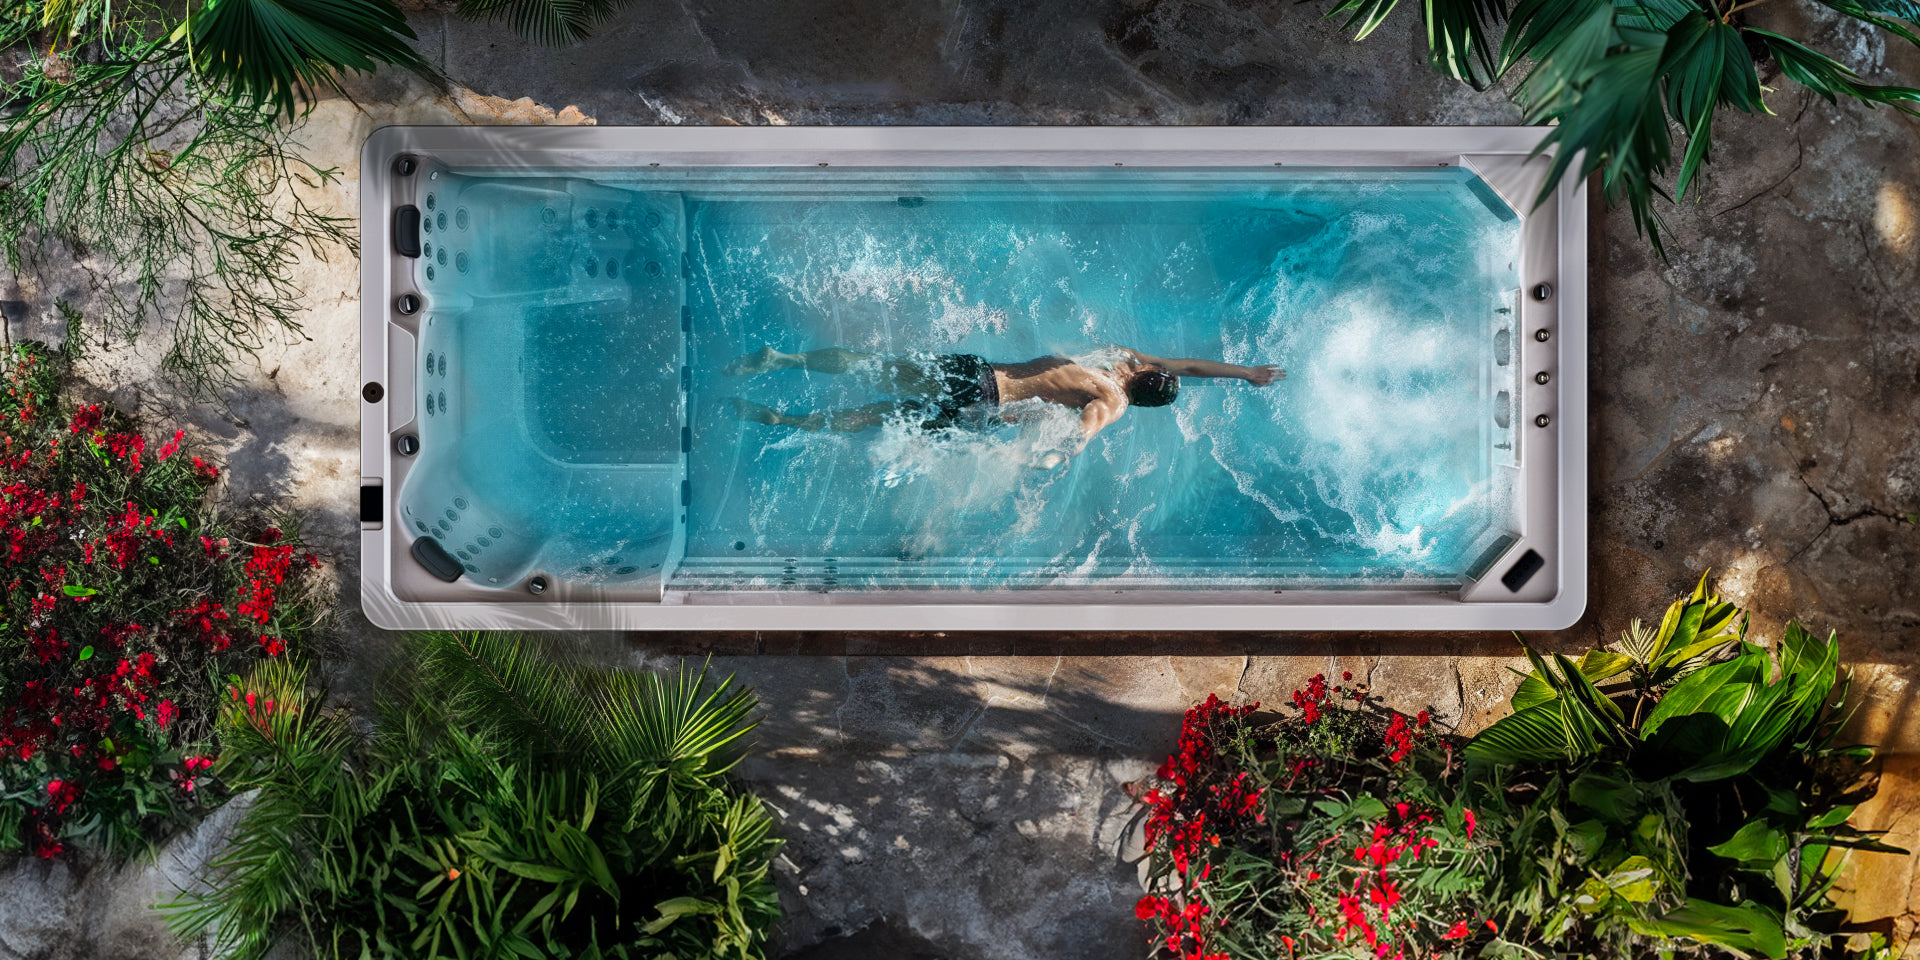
[778,917,955,960]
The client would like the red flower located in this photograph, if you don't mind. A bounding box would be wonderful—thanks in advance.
[157,429,184,461]
[67,405,101,435]
[1443,921,1471,940]
[1463,809,1477,839]
[44,779,80,814]
[155,699,176,729]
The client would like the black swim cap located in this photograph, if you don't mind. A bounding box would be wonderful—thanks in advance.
[1127,368,1180,407]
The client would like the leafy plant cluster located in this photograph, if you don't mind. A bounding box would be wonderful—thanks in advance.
[0,338,325,859]
[1132,578,1899,960]
[1467,576,1895,958]
[0,0,422,395]
[1322,0,1920,254]
[168,632,783,960]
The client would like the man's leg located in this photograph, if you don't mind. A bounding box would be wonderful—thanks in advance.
[726,398,900,434]
[723,347,946,398]
[724,346,876,376]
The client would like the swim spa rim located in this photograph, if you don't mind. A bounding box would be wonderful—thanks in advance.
[359,126,1587,632]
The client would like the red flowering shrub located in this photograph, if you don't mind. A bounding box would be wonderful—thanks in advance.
[0,343,324,859]
[1132,675,1496,960]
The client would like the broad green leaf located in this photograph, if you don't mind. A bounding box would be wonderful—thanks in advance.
[1807,805,1856,830]
[1707,820,1788,864]
[61,585,98,597]
[1564,817,1609,860]
[1660,592,1710,660]
[640,896,715,934]
[1514,649,1635,711]
[1510,673,1557,712]
[1466,700,1592,764]
[1350,797,1389,820]
[1568,770,1642,820]
[77,645,94,661]
[1553,652,1626,732]
[1599,854,1659,903]
[1576,650,1636,682]
[1629,899,1788,958]
[1643,649,1769,735]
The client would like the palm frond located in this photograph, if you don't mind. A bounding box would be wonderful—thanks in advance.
[455,0,617,46]
[182,0,426,118]
[1424,0,1508,86]
[1812,0,1920,47]
[409,630,595,760]
[1752,29,1920,115]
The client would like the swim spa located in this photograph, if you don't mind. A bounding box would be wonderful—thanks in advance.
[359,127,1586,631]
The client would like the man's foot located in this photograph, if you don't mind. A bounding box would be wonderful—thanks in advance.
[724,397,788,426]
[724,346,793,376]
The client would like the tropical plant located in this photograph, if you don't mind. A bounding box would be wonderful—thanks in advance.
[0,337,325,859]
[1464,575,1899,958]
[168,632,782,960]
[455,0,628,46]
[0,0,423,396]
[1319,0,1920,255]
[1133,679,1496,960]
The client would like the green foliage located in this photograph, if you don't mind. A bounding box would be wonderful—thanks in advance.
[455,0,628,46]
[181,0,426,118]
[0,339,325,859]
[1317,0,1920,255]
[1462,577,1899,958]
[168,632,782,960]
[0,0,420,396]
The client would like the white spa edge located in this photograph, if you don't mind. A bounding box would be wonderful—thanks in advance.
[359,126,1587,632]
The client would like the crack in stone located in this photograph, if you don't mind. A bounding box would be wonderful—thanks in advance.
[1715,135,1804,218]
[1790,472,1912,565]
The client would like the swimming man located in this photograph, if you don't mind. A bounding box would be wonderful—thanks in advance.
[723,346,1283,464]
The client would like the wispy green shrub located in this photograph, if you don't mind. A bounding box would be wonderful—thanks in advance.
[0,0,423,396]
[169,632,782,960]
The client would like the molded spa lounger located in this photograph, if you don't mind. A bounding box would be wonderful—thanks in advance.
[358,127,1586,631]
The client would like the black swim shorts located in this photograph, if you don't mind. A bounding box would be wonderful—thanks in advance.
[899,354,999,431]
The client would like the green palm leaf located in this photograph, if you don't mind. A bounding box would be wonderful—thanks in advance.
[1813,0,1920,47]
[456,0,620,46]
[414,631,594,758]
[1424,0,1508,85]
[1752,29,1920,114]
[182,0,425,117]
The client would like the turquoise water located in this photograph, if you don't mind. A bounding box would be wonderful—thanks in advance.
[400,167,1523,592]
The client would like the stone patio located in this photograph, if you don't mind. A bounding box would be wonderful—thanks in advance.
[1,1,1917,956]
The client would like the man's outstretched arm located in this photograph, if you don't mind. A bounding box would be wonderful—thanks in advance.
[1122,348,1284,385]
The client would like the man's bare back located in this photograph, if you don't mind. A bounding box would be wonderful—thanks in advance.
[723,344,1283,466]
[995,349,1283,450]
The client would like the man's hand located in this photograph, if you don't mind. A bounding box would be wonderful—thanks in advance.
[1242,365,1285,386]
